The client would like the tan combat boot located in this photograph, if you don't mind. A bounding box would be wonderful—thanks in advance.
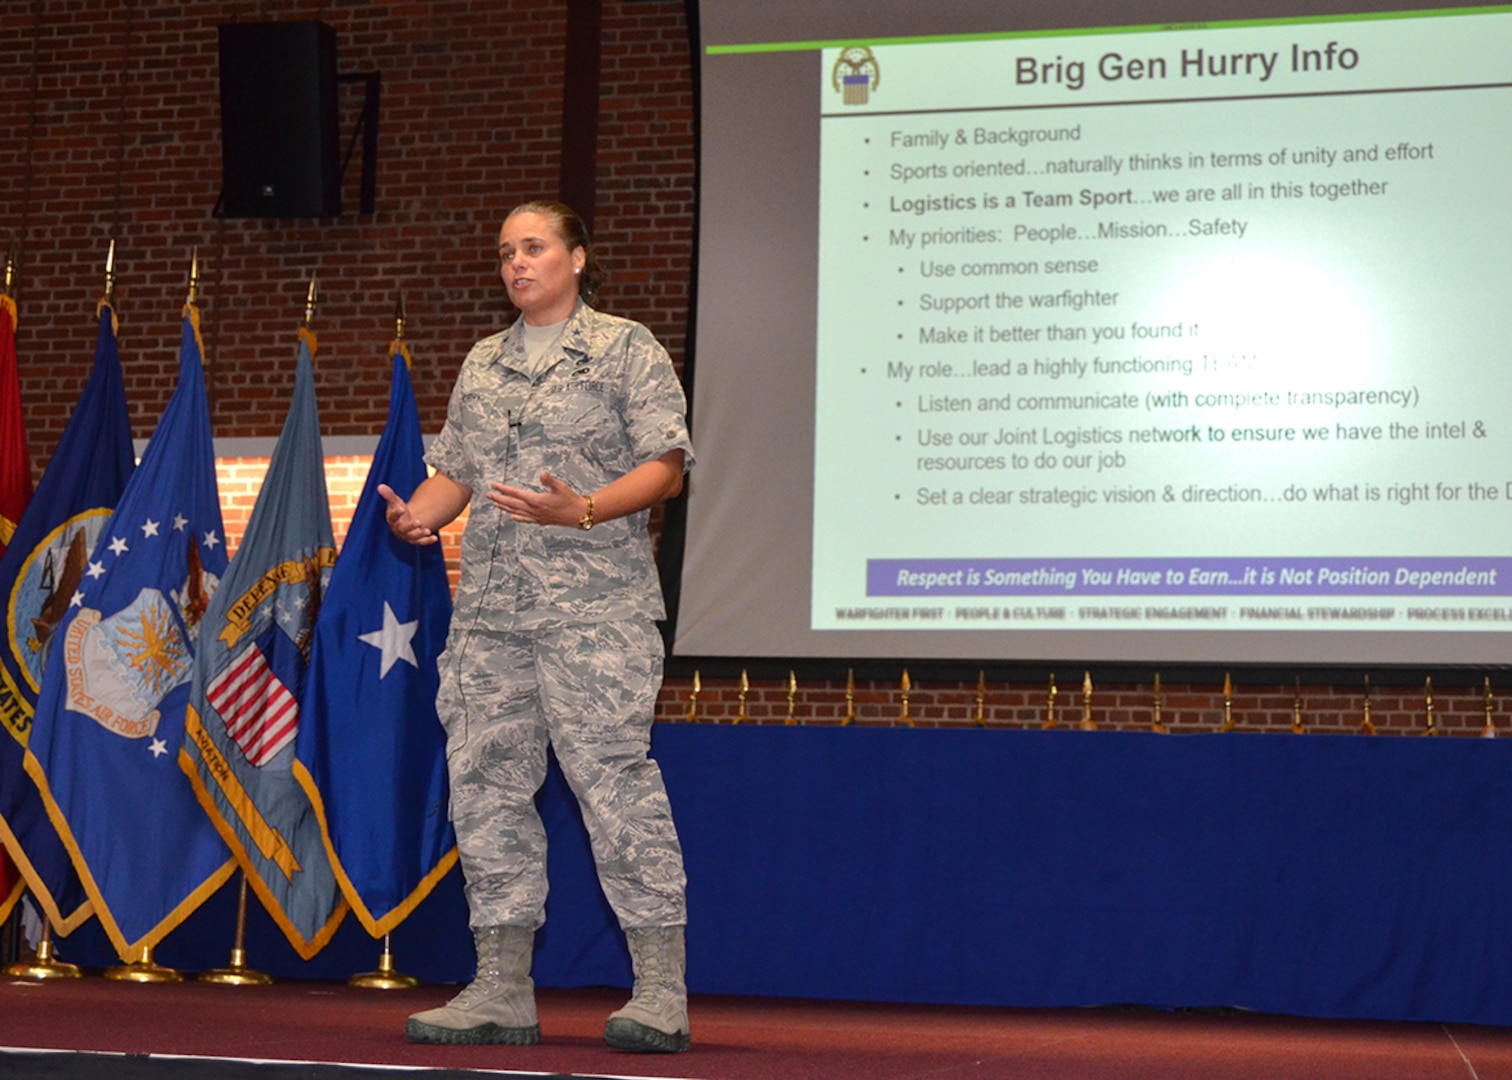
[405,925,540,1045]
[603,925,690,1052]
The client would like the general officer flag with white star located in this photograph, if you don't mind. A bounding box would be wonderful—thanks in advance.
[24,303,235,961]
[295,341,456,937]
[182,325,346,959]
[0,299,134,935]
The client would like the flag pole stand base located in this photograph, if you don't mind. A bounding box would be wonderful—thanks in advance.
[199,947,273,986]
[105,947,181,984]
[4,935,81,980]
[349,935,418,990]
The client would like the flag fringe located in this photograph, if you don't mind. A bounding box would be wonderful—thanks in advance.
[23,746,236,963]
[0,867,22,926]
[0,813,93,934]
[291,756,458,939]
[180,724,348,961]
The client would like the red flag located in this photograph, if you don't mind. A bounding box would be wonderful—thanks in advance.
[0,294,30,552]
[0,291,30,918]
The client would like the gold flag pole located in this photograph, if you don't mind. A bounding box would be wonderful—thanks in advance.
[842,669,856,726]
[973,671,987,727]
[199,873,273,985]
[1483,677,1498,739]
[1423,677,1440,737]
[1041,673,1058,729]
[1291,676,1305,734]
[101,256,204,987]
[784,672,798,725]
[4,919,81,980]
[350,932,419,990]
[104,944,181,984]
[898,669,914,727]
[1218,672,1236,732]
[101,252,202,987]
[733,670,749,725]
[6,244,101,982]
[684,671,701,723]
[103,238,116,301]
[1360,675,1375,735]
[1079,671,1096,731]
[304,273,318,327]
[1151,672,1168,733]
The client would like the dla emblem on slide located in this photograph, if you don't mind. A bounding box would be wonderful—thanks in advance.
[61,587,193,740]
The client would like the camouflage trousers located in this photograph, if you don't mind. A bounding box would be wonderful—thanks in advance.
[437,618,687,931]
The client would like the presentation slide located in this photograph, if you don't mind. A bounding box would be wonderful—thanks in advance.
[675,2,1512,666]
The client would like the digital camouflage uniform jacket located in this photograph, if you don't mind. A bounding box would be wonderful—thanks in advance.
[426,302,694,632]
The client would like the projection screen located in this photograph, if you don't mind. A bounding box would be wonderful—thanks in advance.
[672,0,1512,666]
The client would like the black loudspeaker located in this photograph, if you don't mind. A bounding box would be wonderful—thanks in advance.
[217,21,340,218]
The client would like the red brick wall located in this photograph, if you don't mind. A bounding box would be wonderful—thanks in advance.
[2,0,582,449]
[5,1,1492,737]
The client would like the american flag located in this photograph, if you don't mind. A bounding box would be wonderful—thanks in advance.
[208,644,298,767]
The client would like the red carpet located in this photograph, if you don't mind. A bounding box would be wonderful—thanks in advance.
[5,976,1512,1078]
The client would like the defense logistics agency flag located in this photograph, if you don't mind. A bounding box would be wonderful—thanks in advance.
[25,304,235,960]
[295,342,456,936]
[183,326,346,958]
[0,300,134,932]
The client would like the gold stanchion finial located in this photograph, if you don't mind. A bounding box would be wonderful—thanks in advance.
[733,670,749,725]
[186,247,200,306]
[785,671,798,725]
[105,945,181,983]
[349,932,419,990]
[842,668,856,726]
[1360,675,1376,735]
[684,671,701,723]
[899,669,913,727]
[1219,672,1236,732]
[103,239,116,301]
[3,249,14,296]
[304,273,318,327]
[1151,672,1168,733]
[1424,677,1440,736]
[1291,676,1305,734]
[198,873,273,986]
[1042,673,1058,730]
[1079,671,1096,731]
[1484,677,1498,739]
[4,918,81,980]
[973,671,987,727]
[394,292,406,341]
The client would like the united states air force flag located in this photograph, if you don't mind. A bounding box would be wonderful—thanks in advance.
[24,304,235,961]
[295,342,456,937]
[182,326,346,959]
[1,300,135,934]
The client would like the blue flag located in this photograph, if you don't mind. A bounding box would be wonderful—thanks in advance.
[1,301,135,935]
[295,343,456,937]
[24,304,235,961]
[182,326,346,959]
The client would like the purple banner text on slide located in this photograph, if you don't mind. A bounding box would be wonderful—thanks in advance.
[867,558,1512,597]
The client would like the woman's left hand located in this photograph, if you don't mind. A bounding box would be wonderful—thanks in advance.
[488,470,588,528]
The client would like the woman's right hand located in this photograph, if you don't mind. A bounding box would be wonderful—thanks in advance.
[378,483,439,545]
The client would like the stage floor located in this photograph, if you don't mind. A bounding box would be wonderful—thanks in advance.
[5,975,1512,1079]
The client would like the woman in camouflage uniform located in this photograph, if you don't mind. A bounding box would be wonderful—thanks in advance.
[379,201,693,1053]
